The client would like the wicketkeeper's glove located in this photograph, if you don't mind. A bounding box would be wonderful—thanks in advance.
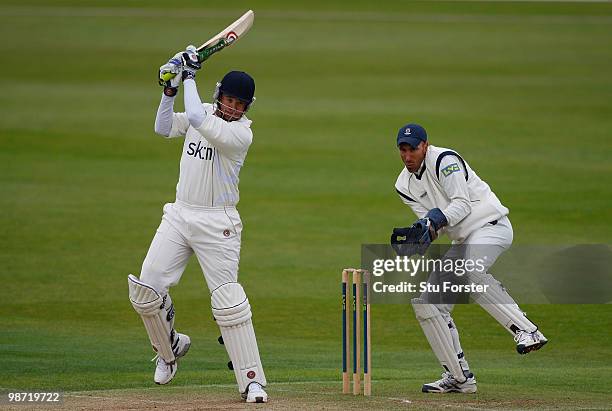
[390,208,448,256]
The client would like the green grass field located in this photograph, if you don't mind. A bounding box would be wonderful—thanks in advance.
[1,1,611,409]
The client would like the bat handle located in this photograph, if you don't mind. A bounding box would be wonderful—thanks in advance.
[197,39,228,63]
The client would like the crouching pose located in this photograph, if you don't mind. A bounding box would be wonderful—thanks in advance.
[391,123,547,394]
[128,46,267,403]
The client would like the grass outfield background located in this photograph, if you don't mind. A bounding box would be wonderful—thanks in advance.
[1,1,611,409]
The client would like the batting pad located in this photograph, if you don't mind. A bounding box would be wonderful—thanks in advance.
[468,273,537,335]
[128,274,176,363]
[211,282,267,393]
[412,298,465,381]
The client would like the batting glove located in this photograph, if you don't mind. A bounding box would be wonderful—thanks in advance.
[181,45,201,81]
[159,51,183,96]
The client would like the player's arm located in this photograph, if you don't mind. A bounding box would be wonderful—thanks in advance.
[436,155,471,227]
[406,156,471,247]
[181,47,252,159]
[391,184,433,256]
[154,98,191,138]
[154,51,190,138]
[390,162,469,256]
[396,186,429,219]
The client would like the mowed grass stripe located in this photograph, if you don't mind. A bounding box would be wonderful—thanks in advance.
[1,5,612,24]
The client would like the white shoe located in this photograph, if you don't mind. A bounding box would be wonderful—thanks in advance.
[245,382,268,403]
[422,371,477,393]
[515,330,548,354]
[154,357,177,385]
[172,332,191,358]
[153,332,191,385]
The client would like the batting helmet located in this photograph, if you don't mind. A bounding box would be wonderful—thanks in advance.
[213,71,256,108]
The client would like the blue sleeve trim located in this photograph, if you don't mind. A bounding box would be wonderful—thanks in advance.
[435,151,469,181]
[396,188,416,202]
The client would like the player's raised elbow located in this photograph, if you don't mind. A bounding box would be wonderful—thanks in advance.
[154,123,171,138]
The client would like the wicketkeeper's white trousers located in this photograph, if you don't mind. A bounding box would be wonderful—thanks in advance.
[139,200,243,294]
[436,215,514,315]
[434,216,516,371]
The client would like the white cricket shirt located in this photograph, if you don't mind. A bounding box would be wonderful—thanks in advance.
[162,102,252,207]
[395,145,509,243]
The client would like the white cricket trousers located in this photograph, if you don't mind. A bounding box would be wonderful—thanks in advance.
[436,215,514,314]
[435,216,515,372]
[139,200,243,294]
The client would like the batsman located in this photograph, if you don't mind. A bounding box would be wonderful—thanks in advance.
[127,46,267,403]
[391,123,548,394]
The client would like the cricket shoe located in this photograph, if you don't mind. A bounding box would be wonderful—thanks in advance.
[153,332,191,385]
[515,330,548,354]
[245,382,268,403]
[422,371,477,393]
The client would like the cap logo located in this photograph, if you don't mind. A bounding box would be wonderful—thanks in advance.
[404,128,411,135]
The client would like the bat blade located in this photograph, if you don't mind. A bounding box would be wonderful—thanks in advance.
[197,10,254,62]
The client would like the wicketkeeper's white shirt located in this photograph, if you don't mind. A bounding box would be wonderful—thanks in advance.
[395,145,509,243]
[157,97,252,207]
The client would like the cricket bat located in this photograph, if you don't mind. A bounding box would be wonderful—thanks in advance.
[196,10,254,63]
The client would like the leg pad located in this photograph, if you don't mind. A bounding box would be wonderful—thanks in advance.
[412,298,465,381]
[211,282,267,393]
[128,274,176,363]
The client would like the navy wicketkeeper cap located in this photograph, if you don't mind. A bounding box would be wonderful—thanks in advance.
[397,123,427,148]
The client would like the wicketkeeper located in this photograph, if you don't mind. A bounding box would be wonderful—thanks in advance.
[391,123,548,393]
[127,46,267,403]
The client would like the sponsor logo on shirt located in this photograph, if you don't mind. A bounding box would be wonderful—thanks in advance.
[441,163,460,177]
[186,141,214,160]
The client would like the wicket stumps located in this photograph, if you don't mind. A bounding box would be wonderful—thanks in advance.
[342,268,371,396]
